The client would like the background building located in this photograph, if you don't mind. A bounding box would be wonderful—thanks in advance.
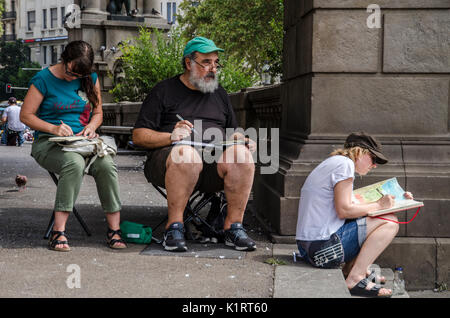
[1,0,73,67]
[157,0,200,25]
[18,0,73,67]
[1,0,18,42]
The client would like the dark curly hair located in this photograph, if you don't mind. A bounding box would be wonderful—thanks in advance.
[60,40,99,108]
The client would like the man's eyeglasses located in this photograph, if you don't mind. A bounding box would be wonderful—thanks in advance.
[192,58,223,70]
[65,64,90,79]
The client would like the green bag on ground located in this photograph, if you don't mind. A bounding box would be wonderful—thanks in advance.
[120,221,152,244]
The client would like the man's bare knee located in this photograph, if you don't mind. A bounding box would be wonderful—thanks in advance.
[218,160,254,182]
[167,146,203,174]
[221,145,254,164]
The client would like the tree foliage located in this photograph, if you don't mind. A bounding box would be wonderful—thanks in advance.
[178,0,284,80]
[0,40,41,101]
[0,0,4,35]
[110,27,185,102]
[111,27,258,102]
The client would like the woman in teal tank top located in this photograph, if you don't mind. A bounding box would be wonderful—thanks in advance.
[20,41,127,251]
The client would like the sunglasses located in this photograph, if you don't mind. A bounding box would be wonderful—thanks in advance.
[64,64,90,79]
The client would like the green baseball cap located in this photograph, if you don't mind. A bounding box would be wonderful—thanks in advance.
[183,36,224,57]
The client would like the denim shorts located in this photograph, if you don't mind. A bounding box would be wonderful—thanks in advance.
[297,217,367,264]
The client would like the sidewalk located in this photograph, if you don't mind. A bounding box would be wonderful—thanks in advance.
[0,143,276,298]
[1,143,448,300]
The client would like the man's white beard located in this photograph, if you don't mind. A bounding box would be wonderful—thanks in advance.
[189,67,219,93]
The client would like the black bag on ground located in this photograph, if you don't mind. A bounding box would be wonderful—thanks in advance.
[196,192,227,243]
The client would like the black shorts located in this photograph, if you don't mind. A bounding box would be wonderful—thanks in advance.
[144,146,224,193]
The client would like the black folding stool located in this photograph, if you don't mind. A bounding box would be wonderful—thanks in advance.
[151,183,227,243]
[43,171,92,239]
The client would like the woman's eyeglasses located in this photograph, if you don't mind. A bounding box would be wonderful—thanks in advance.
[65,64,90,79]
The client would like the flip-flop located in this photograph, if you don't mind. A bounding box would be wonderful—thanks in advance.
[367,269,386,284]
[349,278,392,298]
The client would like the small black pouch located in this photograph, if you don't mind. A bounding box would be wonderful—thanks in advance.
[307,233,344,269]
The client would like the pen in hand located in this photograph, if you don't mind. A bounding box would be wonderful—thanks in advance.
[176,114,200,136]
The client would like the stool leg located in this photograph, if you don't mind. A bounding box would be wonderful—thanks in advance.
[44,211,55,240]
[46,171,92,237]
[72,207,92,236]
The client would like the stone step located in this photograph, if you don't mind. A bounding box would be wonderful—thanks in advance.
[272,244,351,298]
[272,244,410,298]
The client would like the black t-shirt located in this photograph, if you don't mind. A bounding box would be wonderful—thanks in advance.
[134,75,238,142]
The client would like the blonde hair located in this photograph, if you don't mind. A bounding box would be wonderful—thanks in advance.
[330,146,369,162]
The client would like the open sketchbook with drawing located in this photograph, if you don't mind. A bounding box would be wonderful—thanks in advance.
[352,177,424,217]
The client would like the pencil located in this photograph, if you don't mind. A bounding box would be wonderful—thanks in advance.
[176,114,200,136]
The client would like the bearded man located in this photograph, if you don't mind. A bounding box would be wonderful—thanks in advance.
[133,37,256,252]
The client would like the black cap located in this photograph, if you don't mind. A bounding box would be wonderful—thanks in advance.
[8,97,17,104]
[344,132,388,165]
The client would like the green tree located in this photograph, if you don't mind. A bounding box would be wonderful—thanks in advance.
[0,40,41,100]
[0,0,4,35]
[178,0,284,81]
[110,27,185,102]
[111,26,257,102]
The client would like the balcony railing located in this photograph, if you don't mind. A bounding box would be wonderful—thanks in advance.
[1,11,17,20]
[2,34,17,41]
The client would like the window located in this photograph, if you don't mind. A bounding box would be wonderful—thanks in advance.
[51,46,58,64]
[172,2,177,23]
[61,7,65,27]
[27,11,36,31]
[167,3,172,23]
[43,46,47,65]
[50,8,57,29]
[166,2,177,24]
[43,9,47,29]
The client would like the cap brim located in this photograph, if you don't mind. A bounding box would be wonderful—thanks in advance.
[369,149,388,165]
[197,46,224,54]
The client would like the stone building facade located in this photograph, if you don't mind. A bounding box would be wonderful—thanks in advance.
[1,0,74,66]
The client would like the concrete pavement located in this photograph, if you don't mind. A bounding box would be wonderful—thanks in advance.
[0,143,448,301]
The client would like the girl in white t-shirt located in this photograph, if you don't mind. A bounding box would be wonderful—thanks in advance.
[295,132,413,298]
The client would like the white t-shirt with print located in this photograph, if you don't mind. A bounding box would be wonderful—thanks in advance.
[295,155,355,241]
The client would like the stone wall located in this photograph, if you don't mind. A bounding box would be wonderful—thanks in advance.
[251,0,450,290]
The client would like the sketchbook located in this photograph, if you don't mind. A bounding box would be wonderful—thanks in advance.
[352,177,424,217]
[48,136,88,143]
[172,139,247,149]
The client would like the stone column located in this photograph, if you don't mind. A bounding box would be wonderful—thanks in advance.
[255,0,450,238]
[82,0,108,19]
[136,0,144,15]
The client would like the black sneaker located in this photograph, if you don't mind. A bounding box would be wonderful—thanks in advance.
[163,222,187,252]
[224,223,256,251]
